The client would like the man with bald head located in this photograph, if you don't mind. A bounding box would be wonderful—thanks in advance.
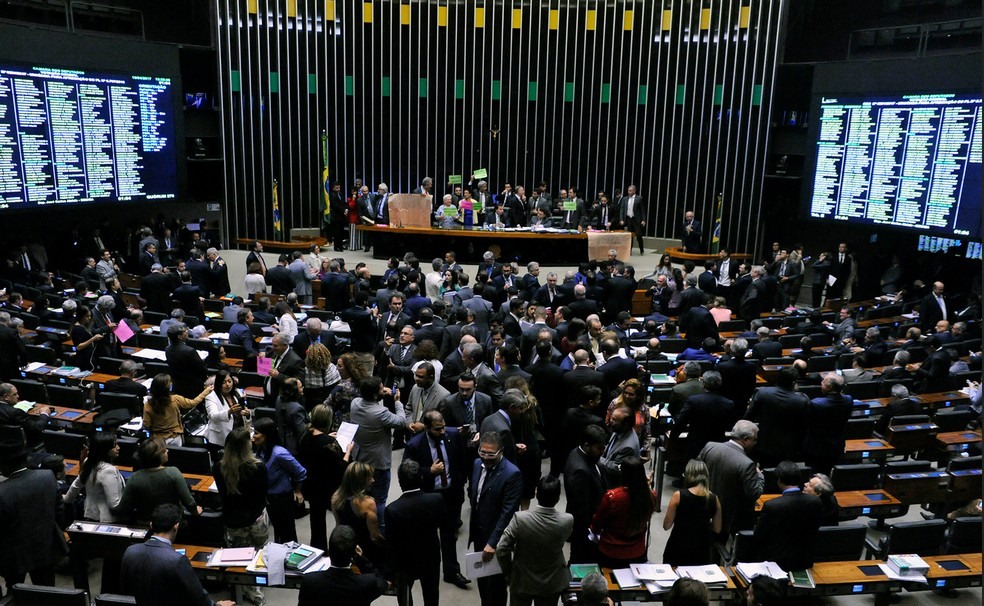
[562,348,606,409]
[292,317,327,358]
[698,420,765,538]
[568,284,600,321]
[919,281,949,333]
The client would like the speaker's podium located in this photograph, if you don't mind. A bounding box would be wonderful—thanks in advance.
[387,193,433,227]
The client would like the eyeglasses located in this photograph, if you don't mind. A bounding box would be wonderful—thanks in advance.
[477,449,501,459]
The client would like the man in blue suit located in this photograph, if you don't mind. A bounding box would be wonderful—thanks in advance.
[121,504,234,606]
[405,411,471,588]
[469,431,523,606]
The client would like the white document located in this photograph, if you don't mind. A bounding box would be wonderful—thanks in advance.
[23,361,46,372]
[196,350,209,360]
[464,551,502,579]
[826,275,837,287]
[209,332,230,341]
[677,565,729,585]
[877,563,926,584]
[736,561,787,581]
[613,568,642,588]
[630,563,678,582]
[131,348,167,361]
[334,422,359,453]
[328,320,351,333]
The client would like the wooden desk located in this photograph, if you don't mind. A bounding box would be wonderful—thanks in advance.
[664,246,752,263]
[755,490,904,520]
[885,422,939,453]
[905,554,983,592]
[595,566,737,602]
[64,459,216,496]
[917,391,971,411]
[28,403,95,427]
[935,430,982,453]
[809,560,903,604]
[882,471,948,505]
[947,469,983,503]
[843,438,895,462]
[177,544,305,590]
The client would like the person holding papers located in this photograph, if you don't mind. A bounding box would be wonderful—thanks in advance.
[298,404,352,552]
[662,460,722,566]
[496,475,573,606]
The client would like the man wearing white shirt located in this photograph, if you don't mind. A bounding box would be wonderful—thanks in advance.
[618,185,647,254]
[425,258,444,302]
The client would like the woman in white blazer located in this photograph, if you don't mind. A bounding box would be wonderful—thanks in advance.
[205,370,250,446]
[63,432,125,522]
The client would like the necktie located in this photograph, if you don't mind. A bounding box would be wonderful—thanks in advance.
[937,296,946,320]
[401,345,409,360]
[566,210,572,223]
[463,398,474,425]
[416,389,425,422]
[839,254,845,264]
[22,254,30,270]
[604,432,618,458]
[477,466,489,501]
[780,261,787,275]
[602,207,607,225]
[433,439,449,488]
[549,288,555,303]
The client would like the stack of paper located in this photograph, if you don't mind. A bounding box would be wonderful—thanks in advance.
[613,568,642,588]
[630,563,679,589]
[676,565,729,586]
[736,562,787,583]
[207,547,256,567]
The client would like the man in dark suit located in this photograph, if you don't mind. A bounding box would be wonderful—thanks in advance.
[745,368,809,467]
[560,195,586,230]
[0,437,67,592]
[568,284,600,321]
[121,504,233,606]
[616,185,647,254]
[738,266,766,322]
[386,459,447,605]
[564,424,608,564]
[680,209,702,253]
[563,349,606,407]
[103,359,149,399]
[245,240,268,275]
[751,327,783,361]
[494,344,531,387]
[826,242,855,300]
[918,281,949,333]
[821,306,857,342]
[754,461,822,571]
[404,412,471,589]
[469,431,523,606]
[480,390,528,464]
[185,249,210,297]
[320,261,352,313]
[672,371,734,461]
[266,254,296,296]
[340,292,379,353]
[139,242,160,276]
[440,372,493,438]
[598,339,640,401]
[914,336,951,393]
[172,271,204,317]
[475,251,503,282]
[604,265,637,322]
[299,525,389,606]
[716,338,758,426]
[532,272,565,308]
[165,324,209,399]
[140,264,179,313]
[519,308,556,362]
[0,313,27,382]
[414,307,445,351]
[328,181,348,251]
[229,308,259,358]
[263,333,305,405]
[875,384,924,437]
[527,340,569,475]
[681,299,720,348]
[292,317,329,359]
[802,374,853,474]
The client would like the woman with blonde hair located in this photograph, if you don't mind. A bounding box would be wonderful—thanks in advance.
[605,379,650,445]
[331,461,384,571]
[143,373,212,445]
[709,296,732,325]
[214,427,269,606]
[503,376,542,509]
[662,459,722,566]
[302,342,341,407]
[298,404,351,551]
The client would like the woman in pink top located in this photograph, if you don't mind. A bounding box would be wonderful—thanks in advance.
[709,296,732,325]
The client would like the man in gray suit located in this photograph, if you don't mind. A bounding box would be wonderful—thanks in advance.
[698,420,765,539]
[406,362,451,435]
[288,251,315,304]
[599,406,641,483]
[479,389,528,464]
[496,475,574,606]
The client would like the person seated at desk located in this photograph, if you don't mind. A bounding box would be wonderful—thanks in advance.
[143,373,212,446]
[104,359,149,399]
[803,472,839,526]
[113,438,202,525]
[666,577,710,606]
[754,460,822,571]
[159,308,187,337]
[579,572,613,606]
[874,384,923,437]
[230,308,259,359]
[0,382,49,455]
[747,576,787,606]
[298,525,389,606]
[121,504,234,606]
[842,352,875,384]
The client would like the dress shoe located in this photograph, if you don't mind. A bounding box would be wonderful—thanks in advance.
[445,572,471,588]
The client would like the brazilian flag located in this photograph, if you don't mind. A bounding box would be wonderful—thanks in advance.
[272,179,282,240]
[321,131,331,229]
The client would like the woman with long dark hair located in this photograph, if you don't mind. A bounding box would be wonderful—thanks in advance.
[589,456,658,568]
[274,300,298,344]
[252,417,306,543]
[63,431,124,522]
[69,305,103,371]
[204,370,250,447]
[331,461,385,572]
[214,427,269,606]
[143,373,212,445]
[662,459,722,566]
[297,404,352,551]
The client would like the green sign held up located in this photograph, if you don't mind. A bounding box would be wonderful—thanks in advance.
[448,174,463,184]
[473,168,488,179]
[563,200,577,211]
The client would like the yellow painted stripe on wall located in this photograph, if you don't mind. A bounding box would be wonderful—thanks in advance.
[475,6,485,28]
[400,4,411,24]
[548,9,559,30]
[585,9,597,31]
[739,6,750,28]
[325,0,335,20]
[512,8,522,29]
[363,2,373,23]
[700,7,711,30]
[623,9,634,31]
[662,9,671,31]
[437,5,447,26]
